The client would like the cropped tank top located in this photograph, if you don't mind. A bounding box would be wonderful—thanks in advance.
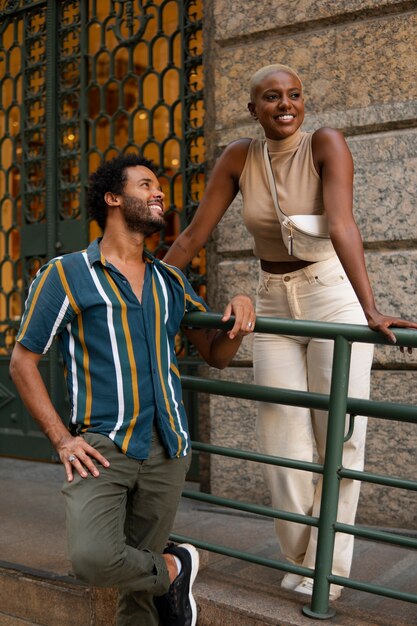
[239,129,324,262]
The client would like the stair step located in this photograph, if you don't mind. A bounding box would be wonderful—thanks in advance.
[0,564,117,626]
[194,569,415,626]
[1,562,415,626]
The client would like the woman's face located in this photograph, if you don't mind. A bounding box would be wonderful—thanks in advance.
[248,70,304,140]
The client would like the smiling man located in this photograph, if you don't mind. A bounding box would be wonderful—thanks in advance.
[10,153,254,626]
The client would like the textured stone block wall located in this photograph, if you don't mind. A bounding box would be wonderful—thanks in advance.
[201,0,417,528]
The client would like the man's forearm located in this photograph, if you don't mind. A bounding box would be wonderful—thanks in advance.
[9,345,69,449]
[10,343,110,481]
[209,330,243,369]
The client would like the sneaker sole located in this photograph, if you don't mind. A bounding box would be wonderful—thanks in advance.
[178,543,199,626]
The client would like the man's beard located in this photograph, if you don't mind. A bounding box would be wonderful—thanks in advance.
[121,194,166,236]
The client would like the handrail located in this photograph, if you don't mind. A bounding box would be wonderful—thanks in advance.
[173,312,417,620]
[182,311,417,347]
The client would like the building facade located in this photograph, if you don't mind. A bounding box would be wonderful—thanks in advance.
[201,0,417,528]
[0,0,416,527]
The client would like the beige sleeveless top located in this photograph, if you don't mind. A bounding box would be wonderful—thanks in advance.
[239,129,325,262]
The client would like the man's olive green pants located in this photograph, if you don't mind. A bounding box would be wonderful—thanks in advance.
[62,428,190,626]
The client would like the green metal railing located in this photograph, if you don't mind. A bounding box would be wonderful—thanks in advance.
[173,312,417,620]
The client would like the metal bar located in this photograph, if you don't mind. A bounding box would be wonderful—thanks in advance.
[45,0,59,407]
[182,311,417,348]
[191,440,323,474]
[340,468,417,491]
[181,375,417,424]
[328,574,417,604]
[179,0,189,228]
[78,0,89,245]
[181,489,318,527]
[169,533,314,580]
[333,522,417,549]
[305,336,352,618]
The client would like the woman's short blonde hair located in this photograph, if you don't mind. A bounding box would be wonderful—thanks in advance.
[249,64,303,100]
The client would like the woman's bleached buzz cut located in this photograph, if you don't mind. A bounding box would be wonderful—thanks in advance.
[249,64,303,101]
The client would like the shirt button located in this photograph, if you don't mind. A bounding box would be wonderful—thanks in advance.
[283,275,291,282]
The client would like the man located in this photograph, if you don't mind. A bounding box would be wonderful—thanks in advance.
[10,153,254,626]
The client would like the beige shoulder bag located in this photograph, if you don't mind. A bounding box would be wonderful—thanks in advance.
[263,141,335,262]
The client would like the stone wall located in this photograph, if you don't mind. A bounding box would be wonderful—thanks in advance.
[201,0,417,528]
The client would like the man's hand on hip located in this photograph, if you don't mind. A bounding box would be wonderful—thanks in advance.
[58,435,110,482]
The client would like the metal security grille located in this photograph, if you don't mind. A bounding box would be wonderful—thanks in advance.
[0,0,205,460]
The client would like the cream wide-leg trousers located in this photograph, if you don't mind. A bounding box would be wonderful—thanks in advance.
[254,255,374,581]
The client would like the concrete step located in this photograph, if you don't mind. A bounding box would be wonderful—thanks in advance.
[0,564,117,626]
[1,560,415,626]
[194,568,416,626]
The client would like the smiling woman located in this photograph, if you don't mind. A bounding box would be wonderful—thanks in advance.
[163,62,417,601]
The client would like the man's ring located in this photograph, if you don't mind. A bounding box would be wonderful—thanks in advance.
[247,321,252,328]
[68,454,77,463]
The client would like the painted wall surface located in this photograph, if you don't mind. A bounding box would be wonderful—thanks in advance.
[201,1,417,527]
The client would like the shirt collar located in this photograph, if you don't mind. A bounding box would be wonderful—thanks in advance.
[87,238,103,267]
[86,237,155,267]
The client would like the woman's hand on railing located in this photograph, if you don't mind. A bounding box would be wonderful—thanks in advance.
[222,294,256,339]
[366,310,417,347]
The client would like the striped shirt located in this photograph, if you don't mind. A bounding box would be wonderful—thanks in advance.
[17,238,209,460]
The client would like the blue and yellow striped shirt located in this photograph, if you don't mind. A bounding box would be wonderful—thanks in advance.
[17,238,209,460]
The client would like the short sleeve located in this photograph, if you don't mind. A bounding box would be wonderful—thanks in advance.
[183,276,210,315]
[17,259,78,354]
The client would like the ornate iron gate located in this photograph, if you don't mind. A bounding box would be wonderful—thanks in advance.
[0,0,205,461]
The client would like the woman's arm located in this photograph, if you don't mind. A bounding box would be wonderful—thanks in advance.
[165,138,255,338]
[164,138,251,269]
[313,127,417,342]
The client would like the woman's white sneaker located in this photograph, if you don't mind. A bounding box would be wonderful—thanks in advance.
[294,577,342,601]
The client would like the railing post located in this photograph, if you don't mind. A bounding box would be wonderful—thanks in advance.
[303,334,352,619]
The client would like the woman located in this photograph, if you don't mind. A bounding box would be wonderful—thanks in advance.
[164,64,417,599]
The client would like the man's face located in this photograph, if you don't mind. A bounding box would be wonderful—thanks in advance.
[119,166,166,236]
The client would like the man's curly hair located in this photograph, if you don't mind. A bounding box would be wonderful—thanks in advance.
[87,153,157,231]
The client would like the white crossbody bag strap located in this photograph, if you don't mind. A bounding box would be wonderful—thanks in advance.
[263,140,287,223]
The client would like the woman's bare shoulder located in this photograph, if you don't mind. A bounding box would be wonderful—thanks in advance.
[214,138,253,177]
[311,127,351,165]
[312,127,347,147]
[221,137,253,157]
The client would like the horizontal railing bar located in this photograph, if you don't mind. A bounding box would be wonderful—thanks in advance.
[169,532,417,604]
[191,441,417,492]
[182,376,417,424]
[191,441,323,473]
[329,574,417,603]
[182,312,417,347]
[169,532,314,579]
[340,468,417,491]
[334,522,417,549]
[182,489,318,527]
